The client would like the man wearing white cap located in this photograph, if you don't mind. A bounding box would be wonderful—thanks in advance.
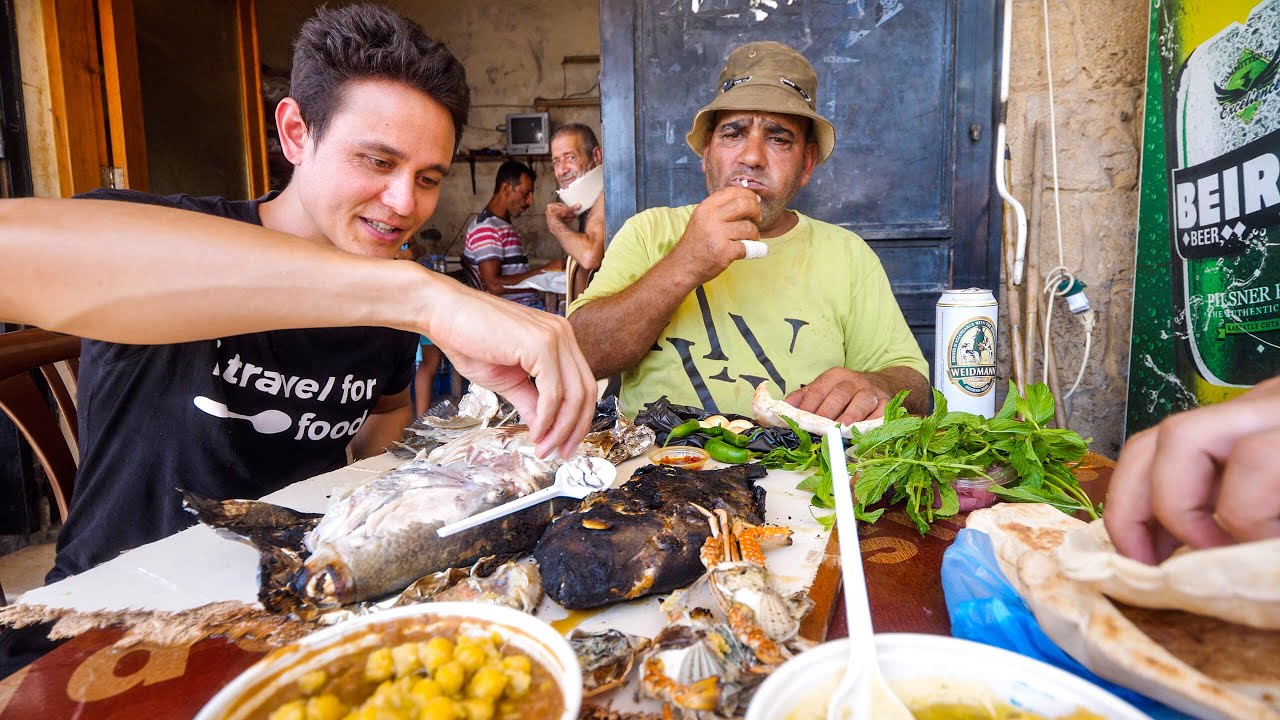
[569,41,928,422]
[545,123,606,299]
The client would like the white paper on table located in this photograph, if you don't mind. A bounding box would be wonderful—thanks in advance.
[508,270,566,294]
[17,452,832,718]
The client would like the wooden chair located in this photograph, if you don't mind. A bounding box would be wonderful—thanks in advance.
[0,329,81,523]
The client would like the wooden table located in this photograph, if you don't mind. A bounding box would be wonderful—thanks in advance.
[0,456,1113,719]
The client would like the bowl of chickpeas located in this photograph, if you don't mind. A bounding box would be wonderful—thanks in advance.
[196,602,582,720]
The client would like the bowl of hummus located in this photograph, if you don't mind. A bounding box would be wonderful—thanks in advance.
[745,633,1145,720]
[197,602,582,720]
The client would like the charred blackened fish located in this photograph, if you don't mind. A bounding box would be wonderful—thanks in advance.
[533,463,767,609]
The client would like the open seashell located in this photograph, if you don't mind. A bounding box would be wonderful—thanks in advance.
[752,587,802,642]
[570,629,651,697]
[673,638,727,685]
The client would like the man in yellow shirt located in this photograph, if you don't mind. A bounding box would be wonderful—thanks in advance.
[568,41,928,421]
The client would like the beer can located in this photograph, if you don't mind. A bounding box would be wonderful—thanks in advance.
[934,288,998,416]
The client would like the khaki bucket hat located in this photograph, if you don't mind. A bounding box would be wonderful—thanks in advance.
[686,41,835,164]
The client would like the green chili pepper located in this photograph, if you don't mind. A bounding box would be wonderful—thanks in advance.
[704,438,752,464]
[718,429,755,448]
[664,419,702,446]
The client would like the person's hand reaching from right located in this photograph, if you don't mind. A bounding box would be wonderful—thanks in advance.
[1104,376,1280,564]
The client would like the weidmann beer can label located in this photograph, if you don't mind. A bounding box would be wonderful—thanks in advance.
[935,288,998,416]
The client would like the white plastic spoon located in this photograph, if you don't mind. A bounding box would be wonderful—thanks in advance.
[193,396,292,434]
[436,456,616,538]
[825,427,914,720]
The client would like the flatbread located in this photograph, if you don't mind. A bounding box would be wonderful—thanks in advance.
[751,382,883,439]
[967,504,1280,720]
[1057,519,1280,629]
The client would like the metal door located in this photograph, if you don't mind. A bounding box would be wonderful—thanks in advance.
[600,0,1003,368]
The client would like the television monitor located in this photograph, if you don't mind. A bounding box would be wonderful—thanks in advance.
[505,112,550,155]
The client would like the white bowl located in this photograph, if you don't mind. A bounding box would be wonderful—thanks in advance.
[196,602,582,720]
[746,633,1146,720]
[556,165,603,215]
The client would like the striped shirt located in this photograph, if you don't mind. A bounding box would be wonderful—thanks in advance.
[463,210,541,308]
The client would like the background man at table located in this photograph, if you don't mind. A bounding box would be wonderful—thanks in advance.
[545,124,606,298]
[465,160,565,311]
[568,41,929,421]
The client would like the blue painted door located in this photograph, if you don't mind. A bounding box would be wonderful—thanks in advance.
[600,0,1004,372]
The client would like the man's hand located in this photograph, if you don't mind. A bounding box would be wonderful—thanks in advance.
[665,186,761,286]
[546,201,579,230]
[427,287,596,459]
[785,367,897,424]
[541,257,566,272]
[1104,376,1280,564]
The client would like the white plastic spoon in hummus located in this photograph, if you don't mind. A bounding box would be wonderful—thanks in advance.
[436,456,616,538]
[824,427,914,720]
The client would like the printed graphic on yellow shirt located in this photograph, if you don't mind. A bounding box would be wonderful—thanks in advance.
[654,286,812,412]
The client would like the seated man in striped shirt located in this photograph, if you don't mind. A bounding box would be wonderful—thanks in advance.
[464,160,564,311]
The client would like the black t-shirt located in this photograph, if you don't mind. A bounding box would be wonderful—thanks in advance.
[49,189,417,582]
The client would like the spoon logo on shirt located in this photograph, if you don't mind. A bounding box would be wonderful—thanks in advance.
[200,341,378,441]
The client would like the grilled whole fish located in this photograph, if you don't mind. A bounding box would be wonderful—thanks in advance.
[533,463,767,609]
[297,426,569,609]
[188,426,575,615]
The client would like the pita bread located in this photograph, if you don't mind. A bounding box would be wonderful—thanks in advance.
[967,503,1280,720]
[751,382,883,439]
[1056,519,1280,629]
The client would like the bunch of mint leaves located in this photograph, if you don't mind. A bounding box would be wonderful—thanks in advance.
[772,382,1098,534]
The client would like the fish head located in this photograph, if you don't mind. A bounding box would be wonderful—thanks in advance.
[293,559,355,608]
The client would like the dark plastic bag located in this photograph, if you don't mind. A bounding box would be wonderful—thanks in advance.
[633,396,802,452]
[942,529,1187,719]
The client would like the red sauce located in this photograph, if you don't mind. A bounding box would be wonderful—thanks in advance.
[649,447,710,471]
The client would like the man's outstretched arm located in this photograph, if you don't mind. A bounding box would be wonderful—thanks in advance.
[1,197,596,458]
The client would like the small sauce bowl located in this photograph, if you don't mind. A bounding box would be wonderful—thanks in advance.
[649,446,710,471]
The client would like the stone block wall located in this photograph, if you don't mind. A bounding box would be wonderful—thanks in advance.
[1001,0,1147,456]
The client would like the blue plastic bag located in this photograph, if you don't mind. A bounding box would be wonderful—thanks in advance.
[942,528,1186,719]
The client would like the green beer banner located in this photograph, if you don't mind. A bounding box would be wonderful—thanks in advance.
[1126,0,1280,434]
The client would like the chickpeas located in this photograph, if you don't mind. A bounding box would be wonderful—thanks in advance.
[364,647,395,683]
[268,631,544,720]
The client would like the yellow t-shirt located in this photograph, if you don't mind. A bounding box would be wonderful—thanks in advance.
[569,206,928,417]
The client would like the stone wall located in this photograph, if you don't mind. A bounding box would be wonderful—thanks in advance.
[1001,0,1147,456]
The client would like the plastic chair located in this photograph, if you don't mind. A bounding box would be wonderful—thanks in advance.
[0,329,81,523]
[565,256,596,306]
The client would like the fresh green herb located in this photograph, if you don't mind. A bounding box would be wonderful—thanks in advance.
[793,382,1098,535]
[758,416,823,471]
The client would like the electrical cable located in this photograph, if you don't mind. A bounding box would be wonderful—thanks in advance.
[1037,0,1093,403]
[1066,310,1095,398]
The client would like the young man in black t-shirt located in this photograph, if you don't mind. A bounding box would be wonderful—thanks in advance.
[6,4,594,585]
[0,10,599,680]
